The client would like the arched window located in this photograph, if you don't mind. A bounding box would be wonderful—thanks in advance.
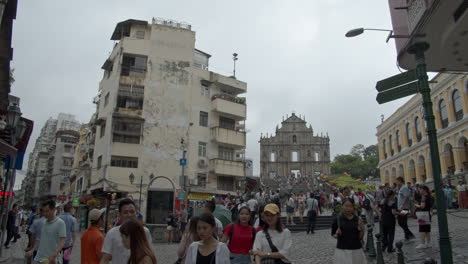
[406,122,412,147]
[452,90,463,121]
[292,135,297,143]
[389,135,394,156]
[415,116,422,142]
[439,99,448,128]
[396,130,401,152]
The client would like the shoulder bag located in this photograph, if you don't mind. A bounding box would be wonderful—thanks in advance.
[260,229,288,264]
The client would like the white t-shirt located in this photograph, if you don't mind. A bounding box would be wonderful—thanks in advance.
[457,184,467,192]
[253,229,292,263]
[101,225,153,264]
[287,197,295,208]
[247,199,258,212]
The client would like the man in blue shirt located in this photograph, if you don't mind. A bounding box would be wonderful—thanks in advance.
[59,203,78,264]
[396,177,415,240]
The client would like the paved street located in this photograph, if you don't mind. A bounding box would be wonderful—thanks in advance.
[3,210,468,263]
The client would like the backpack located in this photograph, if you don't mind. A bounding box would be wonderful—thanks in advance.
[362,195,372,210]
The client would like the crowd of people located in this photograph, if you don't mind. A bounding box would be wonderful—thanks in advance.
[4,176,466,264]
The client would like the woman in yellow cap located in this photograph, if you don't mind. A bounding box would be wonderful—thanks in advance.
[252,204,291,264]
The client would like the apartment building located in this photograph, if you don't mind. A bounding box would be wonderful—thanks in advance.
[91,18,247,223]
[377,73,468,186]
[22,114,80,206]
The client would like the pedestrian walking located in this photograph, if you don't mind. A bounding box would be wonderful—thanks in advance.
[203,200,224,238]
[59,202,78,264]
[415,185,432,249]
[25,208,47,261]
[32,200,67,264]
[331,198,367,264]
[4,203,19,248]
[177,216,200,264]
[101,198,153,264]
[457,181,468,209]
[252,203,292,264]
[396,177,415,240]
[165,210,177,243]
[286,195,295,225]
[120,219,157,264]
[362,190,377,226]
[380,190,398,253]
[184,213,230,264]
[247,195,258,225]
[297,192,306,223]
[220,207,256,264]
[27,206,39,249]
[306,193,319,234]
[180,204,188,234]
[253,205,266,232]
[443,185,453,209]
[81,208,105,264]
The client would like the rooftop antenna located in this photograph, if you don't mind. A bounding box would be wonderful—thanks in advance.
[232,53,238,78]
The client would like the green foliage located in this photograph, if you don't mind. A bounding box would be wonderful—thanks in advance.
[331,144,379,179]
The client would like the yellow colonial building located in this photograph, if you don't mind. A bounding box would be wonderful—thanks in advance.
[377,73,468,185]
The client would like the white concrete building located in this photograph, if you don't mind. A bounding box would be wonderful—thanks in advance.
[91,18,247,223]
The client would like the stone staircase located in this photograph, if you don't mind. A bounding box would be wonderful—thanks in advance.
[280,215,334,233]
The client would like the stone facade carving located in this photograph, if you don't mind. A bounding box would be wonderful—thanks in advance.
[259,113,330,181]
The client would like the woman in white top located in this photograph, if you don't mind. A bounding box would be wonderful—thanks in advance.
[252,204,292,264]
[185,213,230,264]
[457,181,468,209]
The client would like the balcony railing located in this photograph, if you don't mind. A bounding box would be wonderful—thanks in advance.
[209,158,245,177]
[212,96,246,120]
[211,127,246,148]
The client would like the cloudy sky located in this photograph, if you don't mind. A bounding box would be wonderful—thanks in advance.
[11,0,417,186]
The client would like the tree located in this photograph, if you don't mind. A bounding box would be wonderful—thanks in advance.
[331,144,380,179]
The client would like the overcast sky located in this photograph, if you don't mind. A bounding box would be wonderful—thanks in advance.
[11,0,417,187]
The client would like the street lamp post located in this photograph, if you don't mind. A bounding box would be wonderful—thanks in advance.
[129,173,154,211]
[407,42,453,263]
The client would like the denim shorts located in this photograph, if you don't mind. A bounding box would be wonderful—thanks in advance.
[230,253,252,264]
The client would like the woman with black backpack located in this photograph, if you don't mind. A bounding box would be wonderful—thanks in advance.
[220,207,256,264]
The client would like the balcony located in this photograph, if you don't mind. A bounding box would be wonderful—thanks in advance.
[120,66,146,86]
[209,72,246,94]
[209,158,245,178]
[113,107,144,120]
[212,95,246,120]
[211,127,246,148]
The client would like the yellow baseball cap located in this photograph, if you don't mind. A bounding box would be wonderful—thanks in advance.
[264,204,280,215]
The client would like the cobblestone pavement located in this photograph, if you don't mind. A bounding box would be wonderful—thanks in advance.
[14,209,468,264]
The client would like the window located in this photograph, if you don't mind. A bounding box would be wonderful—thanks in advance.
[113,121,142,144]
[197,173,207,188]
[270,152,276,162]
[315,152,319,161]
[199,111,208,127]
[219,147,234,160]
[307,150,311,157]
[396,130,401,152]
[200,84,209,97]
[97,156,102,169]
[135,30,145,39]
[117,85,144,110]
[104,93,110,107]
[217,176,234,191]
[279,150,283,157]
[121,55,147,76]
[60,183,65,191]
[439,99,448,128]
[389,135,394,156]
[415,116,422,142]
[219,116,235,130]
[64,145,73,153]
[110,156,138,168]
[100,123,106,138]
[198,142,207,157]
[383,139,387,159]
[291,151,299,162]
[292,135,297,143]
[406,123,412,147]
[452,90,463,121]
[62,158,73,167]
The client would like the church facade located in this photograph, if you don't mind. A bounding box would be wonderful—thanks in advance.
[259,113,331,180]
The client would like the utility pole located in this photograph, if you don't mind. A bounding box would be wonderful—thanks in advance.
[232,53,238,78]
[407,42,453,264]
[139,175,143,209]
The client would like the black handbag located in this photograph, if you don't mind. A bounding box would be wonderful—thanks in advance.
[260,229,288,264]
